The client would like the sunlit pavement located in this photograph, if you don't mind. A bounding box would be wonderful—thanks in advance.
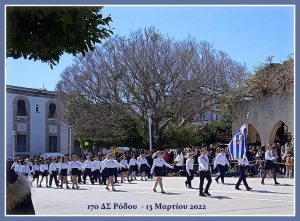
[31,176,294,216]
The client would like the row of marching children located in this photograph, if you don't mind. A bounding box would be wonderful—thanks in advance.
[10,153,154,191]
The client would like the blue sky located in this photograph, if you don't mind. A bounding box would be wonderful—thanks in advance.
[6,6,294,91]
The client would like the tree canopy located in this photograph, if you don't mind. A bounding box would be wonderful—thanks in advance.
[6,6,113,68]
[57,27,248,147]
[246,55,294,98]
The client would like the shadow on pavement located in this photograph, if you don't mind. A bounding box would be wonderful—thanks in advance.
[251,190,292,195]
[209,195,232,200]
[162,192,182,195]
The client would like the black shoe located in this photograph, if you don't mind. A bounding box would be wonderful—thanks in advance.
[235,187,241,190]
[153,188,157,192]
[106,187,110,190]
[246,187,252,191]
[261,181,265,185]
[215,178,219,184]
[112,188,116,191]
[204,191,211,196]
[275,182,280,185]
[161,191,166,194]
[199,193,207,197]
[66,185,70,189]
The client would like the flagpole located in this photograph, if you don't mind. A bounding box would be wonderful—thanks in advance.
[246,112,249,134]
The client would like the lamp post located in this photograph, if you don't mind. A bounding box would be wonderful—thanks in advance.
[12,131,16,159]
[147,109,153,151]
[69,124,72,158]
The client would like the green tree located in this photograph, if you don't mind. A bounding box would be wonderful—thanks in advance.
[6,6,113,68]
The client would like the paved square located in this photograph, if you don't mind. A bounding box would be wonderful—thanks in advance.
[31,176,294,216]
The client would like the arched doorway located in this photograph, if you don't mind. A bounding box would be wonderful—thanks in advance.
[247,123,261,146]
[269,121,292,145]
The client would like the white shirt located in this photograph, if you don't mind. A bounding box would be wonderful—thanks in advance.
[21,165,31,174]
[175,153,184,166]
[138,158,150,167]
[100,160,124,172]
[237,157,249,166]
[49,163,58,172]
[55,162,60,170]
[14,165,22,173]
[59,162,69,172]
[198,155,210,171]
[31,165,40,173]
[265,150,275,160]
[84,160,93,169]
[40,164,49,171]
[120,159,129,168]
[92,160,101,170]
[186,158,194,171]
[129,159,138,166]
[77,161,85,171]
[214,153,230,168]
[11,162,18,169]
[150,157,173,174]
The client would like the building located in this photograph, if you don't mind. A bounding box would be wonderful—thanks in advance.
[6,85,80,157]
[232,93,294,146]
[191,104,223,126]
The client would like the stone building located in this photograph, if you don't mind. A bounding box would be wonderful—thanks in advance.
[232,93,294,146]
[6,85,81,157]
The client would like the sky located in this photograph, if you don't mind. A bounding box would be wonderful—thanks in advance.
[5,6,294,91]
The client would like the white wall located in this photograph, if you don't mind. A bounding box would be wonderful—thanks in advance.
[28,96,47,155]
[6,91,69,157]
[6,94,14,157]
[60,123,69,154]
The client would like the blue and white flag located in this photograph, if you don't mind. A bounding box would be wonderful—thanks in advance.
[228,123,247,159]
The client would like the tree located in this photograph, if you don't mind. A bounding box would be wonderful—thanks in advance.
[6,6,113,68]
[57,27,249,147]
[247,55,294,98]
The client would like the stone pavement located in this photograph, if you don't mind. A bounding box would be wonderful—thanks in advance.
[31,176,294,216]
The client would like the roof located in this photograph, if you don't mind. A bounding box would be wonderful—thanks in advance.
[6,85,57,98]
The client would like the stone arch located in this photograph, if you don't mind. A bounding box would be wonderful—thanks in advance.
[247,123,261,145]
[269,120,291,145]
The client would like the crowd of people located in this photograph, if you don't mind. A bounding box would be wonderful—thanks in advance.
[7,142,294,189]
[6,142,294,214]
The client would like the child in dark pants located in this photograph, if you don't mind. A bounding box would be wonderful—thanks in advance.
[198,148,212,197]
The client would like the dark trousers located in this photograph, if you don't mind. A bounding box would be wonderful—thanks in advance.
[102,168,107,185]
[147,166,153,179]
[262,169,277,182]
[83,168,94,184]
[78,170,82,183]
[185,169,194,187]
[49,171,59,187]
[114,168,118,182]
[93,169,101,184]
[199,170,212,194]
[236,165,250,189]
[216,164,226,183]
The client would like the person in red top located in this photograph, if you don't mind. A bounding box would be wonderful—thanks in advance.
[163,150,170,163]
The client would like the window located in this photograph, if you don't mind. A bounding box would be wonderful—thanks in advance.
[16,135,26,152]
[48,103,56,118]
[36,104,39,113]
[17,100,27,116]
[49,136,57,152]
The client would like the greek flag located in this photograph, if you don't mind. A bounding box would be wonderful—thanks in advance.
[228,123,247,159]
